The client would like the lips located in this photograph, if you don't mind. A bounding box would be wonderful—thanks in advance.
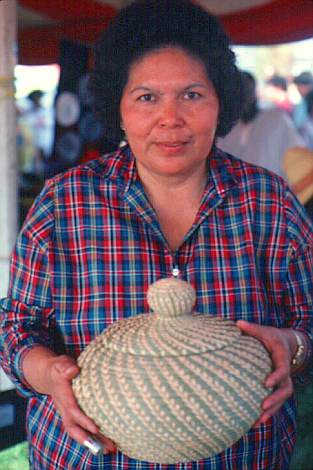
[158,141,186,146]
[155,141,188,154]
[156,140,188,147]
[156,139,190,149]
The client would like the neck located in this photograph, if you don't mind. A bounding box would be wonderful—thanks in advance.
[136,161,208,205]
[136,161,208,251]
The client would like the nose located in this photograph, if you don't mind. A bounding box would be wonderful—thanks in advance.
[158,98,184,128]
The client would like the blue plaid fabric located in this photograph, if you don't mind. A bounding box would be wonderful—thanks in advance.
[1,146,313,469]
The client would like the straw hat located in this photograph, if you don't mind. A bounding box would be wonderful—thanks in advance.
[283,147,313,204]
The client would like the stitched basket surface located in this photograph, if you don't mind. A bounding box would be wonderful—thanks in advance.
[73,278,272,463]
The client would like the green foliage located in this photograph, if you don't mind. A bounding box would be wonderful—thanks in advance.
[290,382,313,470]
[0,442,29,470]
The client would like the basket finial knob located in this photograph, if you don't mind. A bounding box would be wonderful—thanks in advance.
[147,278,196,318]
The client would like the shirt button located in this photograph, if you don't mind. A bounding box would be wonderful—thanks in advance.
[172,267,180,277]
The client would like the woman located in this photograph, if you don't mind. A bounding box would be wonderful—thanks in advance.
[1,1,313,469]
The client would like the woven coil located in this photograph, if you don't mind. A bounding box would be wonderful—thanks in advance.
[73,278,272,463]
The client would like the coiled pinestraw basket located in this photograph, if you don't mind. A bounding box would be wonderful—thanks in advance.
[73,278,272,463]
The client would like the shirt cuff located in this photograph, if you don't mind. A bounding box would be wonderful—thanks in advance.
[291,329,313,385]
[12,342,49,398]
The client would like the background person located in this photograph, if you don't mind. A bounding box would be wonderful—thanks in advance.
[18,90,52,177]
[293,71,313,129]
[264,74,293,115]
[218,71,305,181]
[299,88,313,150]
[1,1,313,469]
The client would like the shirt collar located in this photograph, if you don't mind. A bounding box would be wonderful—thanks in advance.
[86,145,136,191]
[207,145,239,197]
[89,144,239,196]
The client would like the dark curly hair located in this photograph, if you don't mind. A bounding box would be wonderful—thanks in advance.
[93,0,243,144]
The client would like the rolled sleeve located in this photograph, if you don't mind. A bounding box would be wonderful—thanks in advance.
[285,247,313,385]
[0,181,56,397]
[0,298,55,397]
[284,191,313,383]
[285,246,313,332]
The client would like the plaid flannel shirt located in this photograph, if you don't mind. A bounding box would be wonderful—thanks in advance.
[1,146,313,470]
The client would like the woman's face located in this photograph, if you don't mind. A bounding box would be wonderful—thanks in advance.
[120,47,219,179]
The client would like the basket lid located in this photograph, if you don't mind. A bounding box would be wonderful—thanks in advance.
[100,278,241,356]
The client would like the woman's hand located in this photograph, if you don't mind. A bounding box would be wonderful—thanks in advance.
[23,347,116,454]
[46,354,116,453]
[236,321,296,426]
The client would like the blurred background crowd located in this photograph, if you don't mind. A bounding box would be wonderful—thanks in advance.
[15,39,313,226]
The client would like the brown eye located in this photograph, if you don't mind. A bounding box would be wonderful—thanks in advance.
[184,91,201,100]
[138,94,155,102]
